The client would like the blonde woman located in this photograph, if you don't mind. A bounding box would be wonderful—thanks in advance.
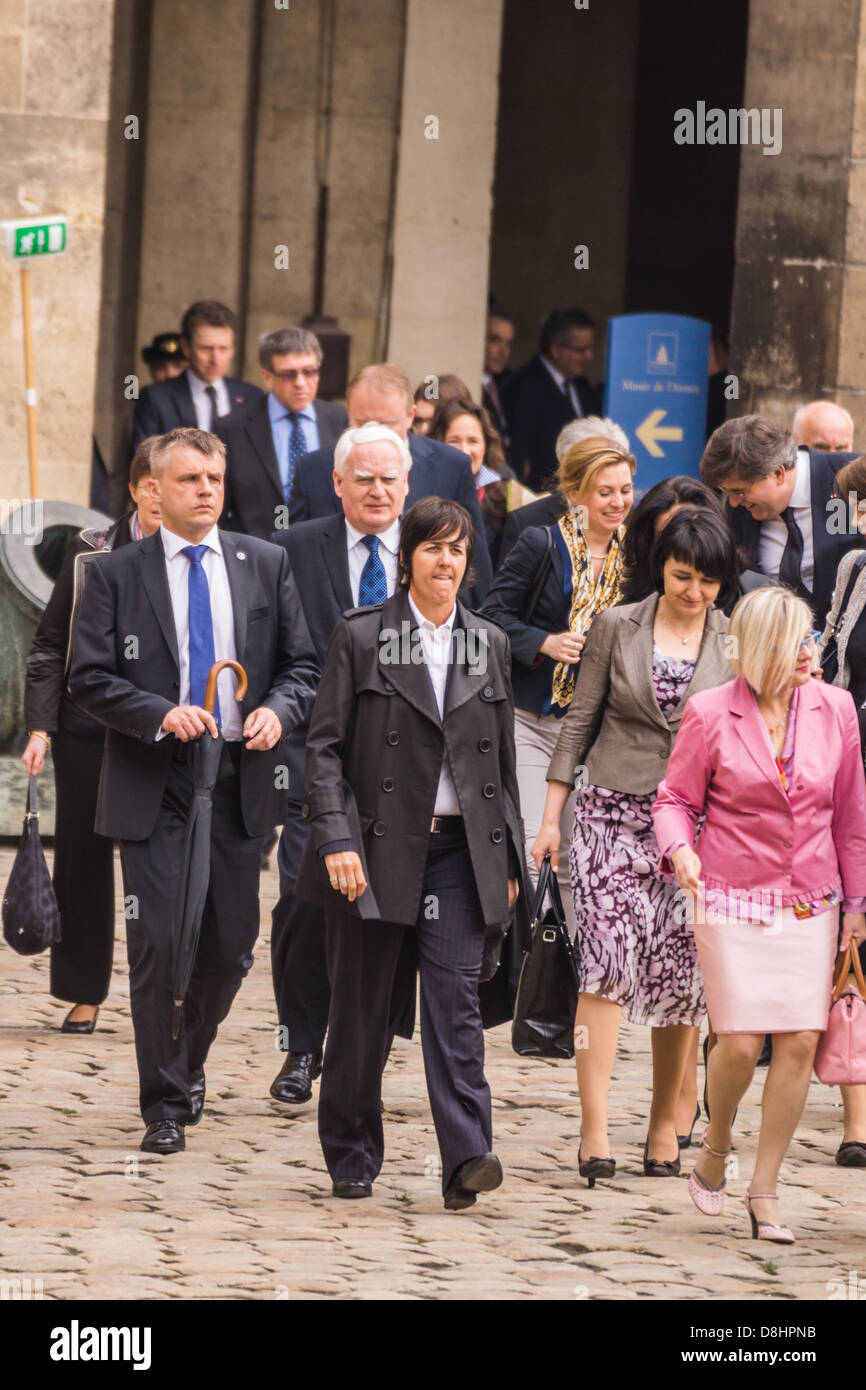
[481,439,634,927]
[655,587,866,1243]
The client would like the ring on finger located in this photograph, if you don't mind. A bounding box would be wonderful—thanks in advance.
[339,878,348,885]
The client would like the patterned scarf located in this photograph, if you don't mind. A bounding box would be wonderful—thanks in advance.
[547,510,625,714]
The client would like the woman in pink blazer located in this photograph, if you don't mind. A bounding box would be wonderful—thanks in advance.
[653,587,866,1244]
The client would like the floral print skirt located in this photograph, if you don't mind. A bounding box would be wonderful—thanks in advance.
[568,784,705,1027]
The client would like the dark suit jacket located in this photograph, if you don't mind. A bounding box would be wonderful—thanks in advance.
[286,432,493,603]
[497,492,568,568]
[726,447,865,628]
[219,394,348,539]
[68,530,320,841]
[130,371,263,452]
[480,525,574,714]
[295,588,528,934]
[503,355,601,491]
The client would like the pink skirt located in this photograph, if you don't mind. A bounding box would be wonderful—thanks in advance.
[693,901,837,1033]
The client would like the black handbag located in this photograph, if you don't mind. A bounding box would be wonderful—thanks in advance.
[2,777,61,956]
[512,855,579,1058]
[821,553,866,684]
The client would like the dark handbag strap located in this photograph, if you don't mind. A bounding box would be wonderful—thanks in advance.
[521,526,556,623]
[529,853,568,934]
[25,775,38,820]
[823,553,866,655]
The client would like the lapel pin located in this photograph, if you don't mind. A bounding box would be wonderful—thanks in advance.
[237,551,246,560]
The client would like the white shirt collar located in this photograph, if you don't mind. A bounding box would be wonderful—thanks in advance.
[791,448,812,508]
[407,590,457,634]
[541,355,567,390]
[344,517,401,555]
[160,523,222,559]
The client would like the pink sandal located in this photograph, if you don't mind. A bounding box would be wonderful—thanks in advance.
[744,1191,795,1245]
[688,1129,728,1215]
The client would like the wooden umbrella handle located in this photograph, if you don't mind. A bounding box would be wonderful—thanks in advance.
[204,659,248,714]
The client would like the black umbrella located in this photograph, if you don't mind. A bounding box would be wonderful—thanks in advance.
[171,659,248,1040]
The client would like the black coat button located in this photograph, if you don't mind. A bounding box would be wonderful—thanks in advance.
[478,737,491,753]
[381,778,395,792]
[482,783,495,798]
[386,731,400,746]
[490,827,504,844]
[373,821,387,837]
[383,681,395,694]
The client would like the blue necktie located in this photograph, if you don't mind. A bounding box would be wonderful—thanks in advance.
[358,535,388,606]
[285,412,306,500]
[182,544,221,727]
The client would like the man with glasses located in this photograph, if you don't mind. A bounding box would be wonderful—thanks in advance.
[219,326,348,538]
[700,415,863,627]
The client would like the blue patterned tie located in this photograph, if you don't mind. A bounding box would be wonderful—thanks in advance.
[182,544,221,727]
[285,412,306,500]
[358,535,388,606]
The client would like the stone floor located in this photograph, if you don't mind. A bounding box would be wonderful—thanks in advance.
[1,844,864,1302]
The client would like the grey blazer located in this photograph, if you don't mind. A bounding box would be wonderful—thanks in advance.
[819,548,866,692]
[546,592,734,794]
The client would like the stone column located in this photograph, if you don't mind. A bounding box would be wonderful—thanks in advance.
[729,0,863,430]
[386,0,504,396]
[0,0,115,506]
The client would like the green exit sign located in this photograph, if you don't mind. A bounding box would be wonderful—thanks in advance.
[1,215,68,261]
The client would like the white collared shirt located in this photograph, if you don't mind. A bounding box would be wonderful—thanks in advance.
[159,524,242,740]
[187,371,231,430]
[407,592,461,816]
[345,518,400,606]
[541,354,582,418]
[758,447,814,591]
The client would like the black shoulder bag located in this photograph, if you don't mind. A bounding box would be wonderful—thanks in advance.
[821,553,866,685]
[2,777,61,956]
[512,855,580,1058]
[521,526,556,623]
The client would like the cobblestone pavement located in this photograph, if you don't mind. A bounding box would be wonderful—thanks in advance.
[1,845,865,1302]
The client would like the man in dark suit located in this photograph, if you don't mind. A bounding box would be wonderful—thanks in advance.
[700,415,864,628]
[503,308,601,491]
[267,422,415,1105]
[481,311,516,448]
[131,301,262,453]
[69,427,319,1154]
[219,326,348,538]
[286,363,493,603]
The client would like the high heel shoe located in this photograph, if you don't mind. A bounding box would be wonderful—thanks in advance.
[578,1148,616,1189]
[677,1103,701,1150]
[60,1006,99,1035]
[642,1136,681,1176]
[744,1192,795,1245]
[687,1129,728,1215]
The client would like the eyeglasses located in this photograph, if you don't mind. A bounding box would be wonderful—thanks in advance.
[270,367,320,381]
[799,630,821,651]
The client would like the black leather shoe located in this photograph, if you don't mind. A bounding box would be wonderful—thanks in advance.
[269,1050,323,1104]
[140,1120,185,1154]
[757,1035,772,1067]
[677,1104,701,1150]
[332,1180,372,1198]
[60,1006,99,1034]
[643,1138,681,1177]
[444,1152,503,1210]
[188,1070,205,1127]
[836,1141,866,1167]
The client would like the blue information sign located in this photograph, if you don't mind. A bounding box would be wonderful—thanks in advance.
[604,313,710,495]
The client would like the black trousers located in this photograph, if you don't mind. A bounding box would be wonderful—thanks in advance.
[119,746,263,1124]
[50,727,115,1005]
[270,803,331,1053]
[318,826,491,1193]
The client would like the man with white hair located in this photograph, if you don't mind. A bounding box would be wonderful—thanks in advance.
[792,400,855,454]
[496,416,631,567]
[267,422,416,1106]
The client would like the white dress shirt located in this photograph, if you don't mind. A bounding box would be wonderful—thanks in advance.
[159,525,242,741]
[541,354,582,418]
[187,370,231,430]
[345,518,400,605]
[407,592,461,816]
[758,447,814,591]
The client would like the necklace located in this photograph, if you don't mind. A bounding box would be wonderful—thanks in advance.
[588,550,608,560]
[760,698,791,739]
[658,612,703,645]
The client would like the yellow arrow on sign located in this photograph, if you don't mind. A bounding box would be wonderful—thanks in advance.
[636,408,683,458]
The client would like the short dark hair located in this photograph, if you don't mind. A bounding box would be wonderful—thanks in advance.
[129,436,161,488]
[620,475,726,604]
[428,397,506,472]
[259,326,323,370]
[650,508,742,610]
[540,308,594,355]
[181,300,237,340]
[700,415,796,488]
[398,497,475,590]
[834,455,866,509]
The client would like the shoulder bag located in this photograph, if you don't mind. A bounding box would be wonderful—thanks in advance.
[2,777,61,956]
[814,944,866,1086]
[512,854,580,1057]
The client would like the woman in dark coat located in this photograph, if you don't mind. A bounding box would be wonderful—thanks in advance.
[21,440,161,1032]
[296,497,527,1211]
